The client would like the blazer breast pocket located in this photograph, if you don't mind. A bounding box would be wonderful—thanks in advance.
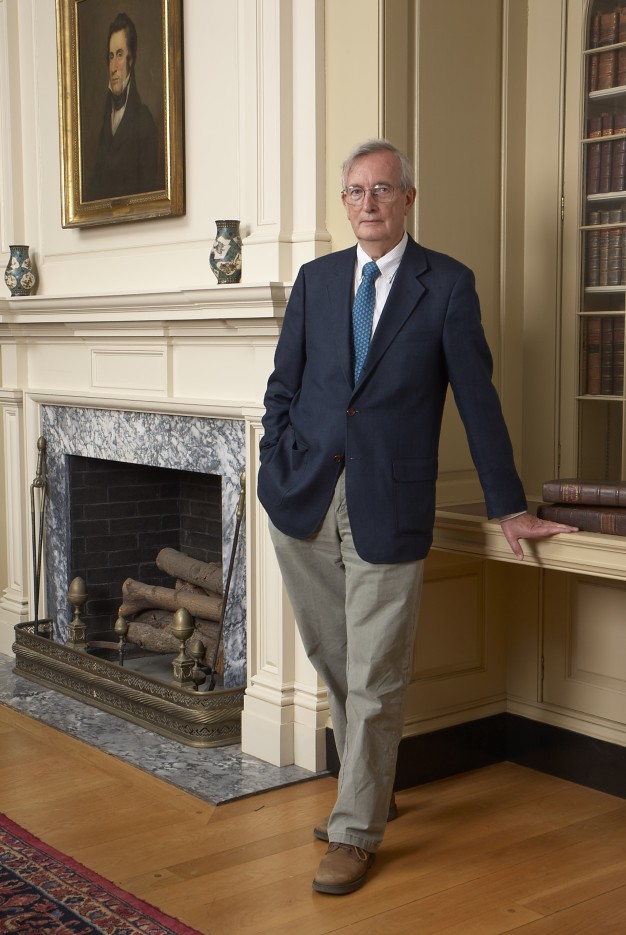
[393,329,437,344]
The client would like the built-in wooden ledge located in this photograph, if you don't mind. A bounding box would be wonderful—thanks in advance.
[433,502,626,582]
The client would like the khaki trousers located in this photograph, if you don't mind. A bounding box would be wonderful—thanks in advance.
[268,473,424,852]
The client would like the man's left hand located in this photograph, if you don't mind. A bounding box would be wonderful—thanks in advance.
[500,511,578,560]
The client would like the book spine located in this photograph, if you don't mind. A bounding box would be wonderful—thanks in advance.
[614,316,625,396]
[601,316,615,393]
[599,229,610,285]
[607,227,622,286]
[599,115,614,194]
[537,504,626,535]
[580,316,588,394]
[586,316,602,394]
[611,135,626,192]
[541,480,626,507]
[586,117,603,195]
[586,228,601,287]
[589,13,601,91]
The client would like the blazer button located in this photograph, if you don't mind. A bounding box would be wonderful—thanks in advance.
[332,454,344,463]
[347,407,357,417]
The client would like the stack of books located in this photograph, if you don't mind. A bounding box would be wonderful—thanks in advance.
[538,478,626,535]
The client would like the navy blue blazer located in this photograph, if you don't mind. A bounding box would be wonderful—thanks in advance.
[258,235,527,563]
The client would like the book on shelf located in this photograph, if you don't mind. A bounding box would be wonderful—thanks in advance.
[581,315,624,396]
[589,12,601,91]
[620,9,626,84]
[537,503,626,536]
[614,316,625,394]
[585,316,602,394]
[601,316,615,392]
[542,478,626,508]
[611,142,626,192]
[598,10,618,93]
[599,115,614,193]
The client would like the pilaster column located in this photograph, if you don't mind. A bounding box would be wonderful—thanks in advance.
[238,0,330,284]
[0,390,29,655]
[241,412,329,770]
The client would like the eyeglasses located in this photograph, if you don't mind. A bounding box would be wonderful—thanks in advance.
[342,184,398,205]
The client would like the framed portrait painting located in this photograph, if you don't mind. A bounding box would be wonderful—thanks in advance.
[56,0,184,228]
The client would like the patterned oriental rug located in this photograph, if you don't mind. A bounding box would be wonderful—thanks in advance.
[0,813,201,934]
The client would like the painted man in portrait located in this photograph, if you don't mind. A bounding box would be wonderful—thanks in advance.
[85,11,163,202]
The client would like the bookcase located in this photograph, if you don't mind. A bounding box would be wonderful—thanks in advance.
[580,1,626,479]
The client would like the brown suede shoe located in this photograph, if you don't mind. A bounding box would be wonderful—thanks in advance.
[313,794,398,842]
[312,843,375,895]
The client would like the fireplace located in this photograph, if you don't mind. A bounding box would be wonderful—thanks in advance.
[41,405,246,688]
[68,455,222,634]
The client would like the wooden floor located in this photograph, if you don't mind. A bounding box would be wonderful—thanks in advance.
[2,705,626,934]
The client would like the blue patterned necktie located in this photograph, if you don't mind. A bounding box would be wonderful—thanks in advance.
[352,260,381,383]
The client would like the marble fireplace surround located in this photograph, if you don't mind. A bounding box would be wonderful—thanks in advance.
[41,405,246,688]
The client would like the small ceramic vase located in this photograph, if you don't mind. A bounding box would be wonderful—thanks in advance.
[4,245,37,296]
[209,221,242,284]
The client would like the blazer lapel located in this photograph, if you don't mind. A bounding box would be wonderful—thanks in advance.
[327,247,358,387]
[356,238,428,387]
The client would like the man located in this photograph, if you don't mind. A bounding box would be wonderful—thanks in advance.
[257,139,577,895]
[85,12,162,202]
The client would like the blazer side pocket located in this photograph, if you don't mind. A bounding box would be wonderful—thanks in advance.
[392,458,437,534]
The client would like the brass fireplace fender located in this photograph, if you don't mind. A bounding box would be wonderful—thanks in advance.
[12,622,244,748]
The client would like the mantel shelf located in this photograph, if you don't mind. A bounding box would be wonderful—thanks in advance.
[0,282,292,325]
[433,504,626,582]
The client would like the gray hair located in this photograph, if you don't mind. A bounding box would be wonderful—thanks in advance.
[341,139,415,191]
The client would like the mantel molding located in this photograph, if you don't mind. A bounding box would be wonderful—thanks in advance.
[0,282,291,326]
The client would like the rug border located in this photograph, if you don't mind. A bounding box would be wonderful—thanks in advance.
[0,811,202,935]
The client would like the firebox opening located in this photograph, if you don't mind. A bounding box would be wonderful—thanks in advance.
[69,455,222,637]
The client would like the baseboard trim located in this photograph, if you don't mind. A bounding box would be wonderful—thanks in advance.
[325,713,626,799]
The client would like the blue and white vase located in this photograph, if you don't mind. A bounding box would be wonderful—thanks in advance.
[209,220,242,284]
[4,245,37,296]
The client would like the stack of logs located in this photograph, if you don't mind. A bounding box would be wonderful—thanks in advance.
[119,547,224,672]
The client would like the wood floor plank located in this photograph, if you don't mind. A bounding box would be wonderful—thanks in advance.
[1,702,626,935]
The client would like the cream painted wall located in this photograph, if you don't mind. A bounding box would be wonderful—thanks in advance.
[325,0,381,250]
[324,1,529,507]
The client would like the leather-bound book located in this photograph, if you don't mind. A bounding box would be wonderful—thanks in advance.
[585,225,601,287]
[598,229,610,285]
[597,11,618,90]
[611,116,626,191]
[599,115,614,193]
[620,9,626,85]
[586,116,603,194]
[601,316,615,393]
[579,316,588,394]
[585,315,602,394]
[537,504,626,535]
[589,12,601,91]
[613,316,625,395]
[541,478,626,507]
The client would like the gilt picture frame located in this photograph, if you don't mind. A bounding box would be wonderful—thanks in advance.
[56,0,184,228]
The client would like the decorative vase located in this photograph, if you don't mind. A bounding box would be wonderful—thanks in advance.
[209,220,242,284]
[4,245,37,296]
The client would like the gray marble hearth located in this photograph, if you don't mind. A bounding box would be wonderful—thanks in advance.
[0,654,325,805]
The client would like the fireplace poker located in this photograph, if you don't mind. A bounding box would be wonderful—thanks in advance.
[30,437,48,635]
[208,471,246,691]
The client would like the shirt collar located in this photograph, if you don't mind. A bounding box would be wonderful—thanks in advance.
[356,231,408,283]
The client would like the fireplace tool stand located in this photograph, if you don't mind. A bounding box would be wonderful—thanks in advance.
[30,437,51,638]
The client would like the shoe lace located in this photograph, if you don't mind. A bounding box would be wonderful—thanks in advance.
[328,843,370,862]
